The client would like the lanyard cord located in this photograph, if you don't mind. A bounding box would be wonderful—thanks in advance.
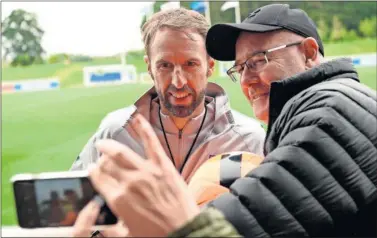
[158,105,207,174]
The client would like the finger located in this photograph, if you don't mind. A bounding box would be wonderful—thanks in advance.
[131,114,170,166]
[97,142,162,184]
[89,166,120,201]
[98,154,128,182]
[98,155,148,185]
[72,200,100,237]
[101,221,130,237]
[96,139,146,170]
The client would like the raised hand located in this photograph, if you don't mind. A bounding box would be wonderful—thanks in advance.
[88,114,200,237]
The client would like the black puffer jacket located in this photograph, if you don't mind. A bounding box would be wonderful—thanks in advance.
[210,58,377,237]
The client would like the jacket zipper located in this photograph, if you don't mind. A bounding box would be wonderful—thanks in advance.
[178,129,183,171]
[179,129,183,139]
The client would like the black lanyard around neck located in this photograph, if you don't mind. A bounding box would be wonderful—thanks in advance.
[158,105,207,174]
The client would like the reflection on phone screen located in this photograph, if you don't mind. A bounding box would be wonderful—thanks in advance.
[17,177,116,228]
[35,177,94,226]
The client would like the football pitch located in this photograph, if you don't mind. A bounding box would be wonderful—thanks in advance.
[2,66,376,225]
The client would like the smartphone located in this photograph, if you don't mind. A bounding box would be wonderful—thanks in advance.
[11,170,117,229]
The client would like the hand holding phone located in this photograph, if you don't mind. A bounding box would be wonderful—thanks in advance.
[73,199,129,237]
[11,170,117,229]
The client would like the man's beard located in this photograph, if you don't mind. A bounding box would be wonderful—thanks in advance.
[158,84,205,118]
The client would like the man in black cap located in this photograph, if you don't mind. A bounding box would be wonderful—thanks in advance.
[72,4,377,238]
[193,4,375,237]
[200,3,376,237]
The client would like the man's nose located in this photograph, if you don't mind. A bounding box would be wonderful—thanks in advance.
[171,67,187,89]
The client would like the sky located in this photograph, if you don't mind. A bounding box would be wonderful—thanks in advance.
[1,2,155,57]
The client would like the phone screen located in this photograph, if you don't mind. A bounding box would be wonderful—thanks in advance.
[13,176,117,228]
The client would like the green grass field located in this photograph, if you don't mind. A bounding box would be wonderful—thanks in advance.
[324,38,376,56]
[2,38,377,225]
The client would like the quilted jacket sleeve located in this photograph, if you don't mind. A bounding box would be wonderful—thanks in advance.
[208,81,377,237]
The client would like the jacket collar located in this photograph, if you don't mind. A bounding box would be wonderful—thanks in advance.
[268,58,359,129]
[151,97,214,135]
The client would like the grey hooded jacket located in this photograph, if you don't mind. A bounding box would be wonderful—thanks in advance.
[71,82,266,182]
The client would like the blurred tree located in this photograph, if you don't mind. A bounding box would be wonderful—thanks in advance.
[33,56,45,64]
[336,2,376,35]
[48,53,70,64]
[182,1,219,25]
[2,9,45,67]
[359,16,377,38]
[70,54,92,63]
[229,1,376,42]
[180,1,191,10]
[317,18,330,42]
[10,54,31,67]
[210,1,234,25]
[153,1,167,13]
[329,15,347,42]
[140,1,375,44]
[344,29,359,42]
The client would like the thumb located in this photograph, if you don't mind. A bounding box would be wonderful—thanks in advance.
[73,199,100,237]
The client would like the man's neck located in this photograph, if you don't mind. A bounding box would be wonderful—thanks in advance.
[162,102,205,130]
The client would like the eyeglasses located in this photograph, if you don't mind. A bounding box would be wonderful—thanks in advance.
[227,41,303,82]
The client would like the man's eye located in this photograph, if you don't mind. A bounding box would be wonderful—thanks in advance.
[186,61,197,67]
[159,62,172,69]
[254,60,266,67]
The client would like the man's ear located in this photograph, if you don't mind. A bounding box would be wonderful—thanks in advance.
[207,56,215,77]
[144,55,153,80]
[302,37,319,69]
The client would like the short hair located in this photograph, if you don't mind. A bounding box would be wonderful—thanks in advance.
[141,7,209,56]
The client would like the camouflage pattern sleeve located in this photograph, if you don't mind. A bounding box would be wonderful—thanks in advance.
[168,207,242,237]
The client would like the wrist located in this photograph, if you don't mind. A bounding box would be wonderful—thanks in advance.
[162,201,200,236]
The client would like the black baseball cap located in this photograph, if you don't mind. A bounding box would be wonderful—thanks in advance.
[206,4,324,61]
